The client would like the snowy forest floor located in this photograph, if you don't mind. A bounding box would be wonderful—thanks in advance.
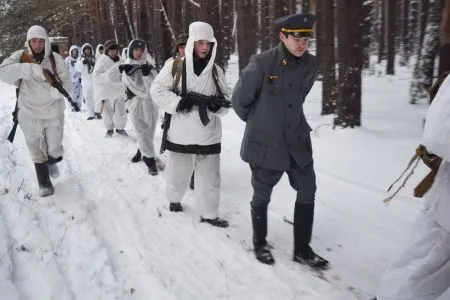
[1,57,448,300]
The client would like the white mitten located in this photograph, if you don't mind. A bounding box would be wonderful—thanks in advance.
[50,87,61,99]
[30,63,46,81]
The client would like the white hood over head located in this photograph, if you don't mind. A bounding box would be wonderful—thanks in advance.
[185,22,217,76]
[26,25,51,58]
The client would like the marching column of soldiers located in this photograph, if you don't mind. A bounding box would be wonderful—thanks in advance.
[1,12,449,300]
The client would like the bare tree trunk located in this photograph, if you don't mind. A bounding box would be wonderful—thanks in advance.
[399,0,410,65]
[386,0,396,74]
[420,0,430,47]
[237,0,257,70]
[410,0,441,104]
[288,0,297,14]
[302,0,310,12]
[362,0,374,69]
[272,0,289,46]
[378,0,385,63]
[317,0,336,115]
[260,0,272,51]
[221,0,234,65]
[113,0,133,42]
[335,0,363,128]
[439,0,450,75]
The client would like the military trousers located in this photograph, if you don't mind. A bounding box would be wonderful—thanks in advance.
[250,159,316,208]
[102,98,127,130]
[166,152,221,219]
[18,110,64,164]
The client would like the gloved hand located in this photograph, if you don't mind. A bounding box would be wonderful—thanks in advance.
[79,78,82,83]
[119,64,134,74]
[83,58,88,64]
[50,87,61,99]
[141,64,152,76]
[71,101,80,112]
[176,95,196,112]
[206,101,221,113]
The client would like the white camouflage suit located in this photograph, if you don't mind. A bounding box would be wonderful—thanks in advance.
[377,75,450,300]
[65,45,82,109]
[93,48,127,131]
[120,41,158,158]
[0,25,70,163]
[150,22,230,219]
[75,43,100,118]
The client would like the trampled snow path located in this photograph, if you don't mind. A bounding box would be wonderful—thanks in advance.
[1,58,448,299]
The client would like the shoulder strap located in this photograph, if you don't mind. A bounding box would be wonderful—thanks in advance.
[172,57,183,92]
[212,64,224,97]
[49,53,63,84]
[181,59,187,96]
[171,57,180,77]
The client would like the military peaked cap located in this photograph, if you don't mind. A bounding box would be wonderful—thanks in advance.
[275,13,316,38]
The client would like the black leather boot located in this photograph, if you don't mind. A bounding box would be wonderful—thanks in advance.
[293,202,329,269]
[142,156,158,176]
[189,172,195,190]
[131,149,141,163]
[34,163,54,197]
[251,205,275,265]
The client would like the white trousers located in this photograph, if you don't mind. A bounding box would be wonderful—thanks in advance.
[128,98,158,158]
[166,152,221,219]
[102,98,127,130]
[70,80,83,109]
[18,110,64,163]
[377,208,450,300]
[83,83,95,117]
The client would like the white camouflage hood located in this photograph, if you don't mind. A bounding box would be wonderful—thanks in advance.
[26,25,51,58]
[122,39,151,98]
[185,22,217,76]
[81,43,94,58]
[68,45,79,60]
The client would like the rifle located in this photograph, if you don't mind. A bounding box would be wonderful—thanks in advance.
[22,51,80,111]
[43,69,80,111]
[160,112,171,154]
[184,92,232,125]
[7,87,20,143]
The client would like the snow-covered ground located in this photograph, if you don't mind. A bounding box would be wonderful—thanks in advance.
[1,57,448,300]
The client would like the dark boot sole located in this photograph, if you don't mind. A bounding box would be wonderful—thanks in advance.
[293,255,330,270]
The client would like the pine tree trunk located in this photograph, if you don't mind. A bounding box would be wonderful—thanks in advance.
[237,0,257,71]
[288,0,297,14]
[362,0,374,69]
[378,0,386,63]
[317,0,336,115]
[159,0,173,61]
[410,0,441,104]
[386,0,396,74]
[406,0,420,59]
[335,0,363,128]
[260,0,272,51]
[272,0,289,46]
[439,0,450,75]
[399,0,410,65]
[302,0,310,12]
[221,0,234,65]
[113,0,133,42]
[420,0,430,48]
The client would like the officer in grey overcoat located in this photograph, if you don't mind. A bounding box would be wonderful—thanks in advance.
[231,13,328,269]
